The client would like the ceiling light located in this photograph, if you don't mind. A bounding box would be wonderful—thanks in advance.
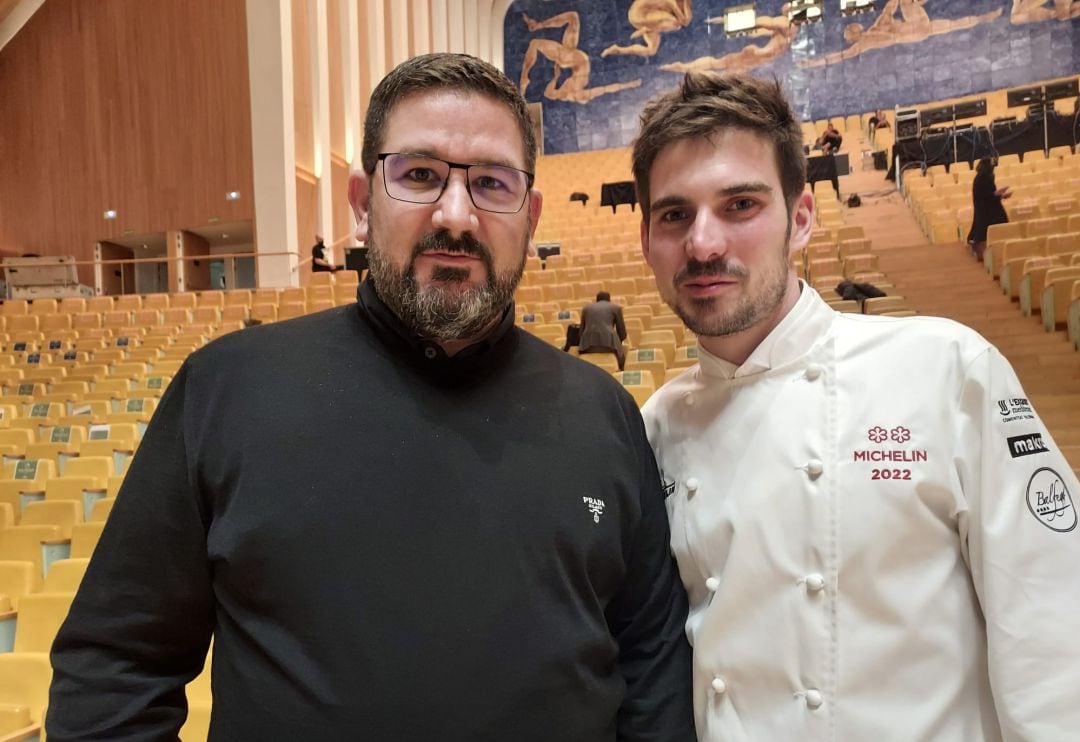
[103,209,117,219]
[226,191,241,201]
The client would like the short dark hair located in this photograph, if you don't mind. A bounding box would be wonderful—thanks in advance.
[976,157,995,175]
[361,53,537,176]
[632,72,806,221]
[596,291,611,302]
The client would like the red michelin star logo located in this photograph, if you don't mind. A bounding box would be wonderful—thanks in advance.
[890,426,911,444]
[868,426,888,443]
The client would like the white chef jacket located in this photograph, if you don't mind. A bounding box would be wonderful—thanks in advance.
[642,283,1080,742]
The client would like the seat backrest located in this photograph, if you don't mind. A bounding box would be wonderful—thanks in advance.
[13,592,76,652]
[70,521,106,559]
[19,501,80,536]
[0,653,53,722]
[0,561,34,608]
[61,456,113,481]
[41,557,90,593]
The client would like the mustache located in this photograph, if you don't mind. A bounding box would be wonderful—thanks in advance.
[674,259,748,286]
[411,230,489,262]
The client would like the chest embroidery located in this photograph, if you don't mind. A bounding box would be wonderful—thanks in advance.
[583,497,606,524]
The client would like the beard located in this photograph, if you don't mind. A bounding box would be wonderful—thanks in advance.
[668,244,790,338]
[367,218,528,341]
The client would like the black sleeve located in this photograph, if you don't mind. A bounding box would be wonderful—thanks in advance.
[47,363,214,740]
[607,398,695,742]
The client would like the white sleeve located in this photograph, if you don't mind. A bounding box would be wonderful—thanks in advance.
[957,346,1080,741]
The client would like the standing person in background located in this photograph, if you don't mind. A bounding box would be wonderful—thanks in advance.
[311,234,338,272]
[867,107,889,147]
[47,53,695,742]
[967,156,1012,261]
[632,69,1080,741]
[579,290,629,370]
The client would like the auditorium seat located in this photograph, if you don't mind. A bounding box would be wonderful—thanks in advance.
[1066,280,1080,351]
[0,561,32,611]
[87,497,115,522]
[0,652,52,740]
[69,521,105,559]
[863,296,910,315]
[1019,258,1063,315]
[19,501,79,538]
[1041,267,1080,332]
[578,353,619,373]
[1000,238,1046,299]
[0,525,61,588]
[12,592,75,653]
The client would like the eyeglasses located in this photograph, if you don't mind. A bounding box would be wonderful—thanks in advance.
[377,153,534,214]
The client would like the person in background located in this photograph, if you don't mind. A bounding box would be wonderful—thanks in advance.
[311,234,338,272]
[967,156,1012,261]
[579,290,628,370]
[815,121,843,153]
[632,69,1080,741]
[47,53,695,742]
[867,107,889,147]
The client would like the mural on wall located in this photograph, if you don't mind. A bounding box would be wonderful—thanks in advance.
[601,0,695,57]
[505,0,1080,155]
[801,0,1003,68]
[520,11,642,102]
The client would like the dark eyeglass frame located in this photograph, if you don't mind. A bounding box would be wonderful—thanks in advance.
[377,152,535,214]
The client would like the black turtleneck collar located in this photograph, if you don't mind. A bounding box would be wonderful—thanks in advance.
[355,276,517,365]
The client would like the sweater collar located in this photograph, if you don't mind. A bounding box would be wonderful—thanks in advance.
[697,281,835,380]
[356,276,516,364]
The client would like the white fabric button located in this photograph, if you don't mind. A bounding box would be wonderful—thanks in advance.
[711,676,727,694]
[705,577,720,592]
[805,689,823,709]
[685,477,700,493]
[684,393,695,406]
[805,364,823,381]
[806,459,824,478]
[804,573,825,593]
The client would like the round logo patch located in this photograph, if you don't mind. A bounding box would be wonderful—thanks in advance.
[1026,467,1076,532]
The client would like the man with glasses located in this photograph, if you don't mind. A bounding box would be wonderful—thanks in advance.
[48,53,694,741]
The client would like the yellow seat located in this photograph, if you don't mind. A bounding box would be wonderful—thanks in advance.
[0,525,62,588]
[863,296,911,315]
[0,562,34,610]
[88,497,116,522]
[1041,267,1080,331]
[70,521,105,559]
[41,558,90,593]
[0,459,56,517]
[0,653,53,739]
[13,592,75,652]
[18,501,80,537]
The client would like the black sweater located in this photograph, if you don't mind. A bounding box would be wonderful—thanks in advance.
[47,282,694,741]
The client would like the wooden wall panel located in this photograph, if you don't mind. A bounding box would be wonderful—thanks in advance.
[331,158,351,246]
[328,0,345,157]
[295,172,318,282]
[0,0,254,280]
[292,0,314,172]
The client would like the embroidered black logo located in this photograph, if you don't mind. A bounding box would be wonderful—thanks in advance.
[1007,433,1047,458]
[997,397,1034,424]
[1026,468,1076,532]
[661,475,676,497]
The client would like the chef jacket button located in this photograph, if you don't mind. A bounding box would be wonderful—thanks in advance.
[805,363,823,381]
[806,459,824,478]
[804,573,825,593]
[423,346,438,359]
[705,576,720,592]
[805,689,823,709]
[711,676,727,695]
[685,477,700,493]
[684,393,695,407]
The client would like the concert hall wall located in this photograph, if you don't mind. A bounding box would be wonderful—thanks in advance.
[505,0,1080,155]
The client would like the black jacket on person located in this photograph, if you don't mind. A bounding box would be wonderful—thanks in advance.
[966,170,1009,243]
[46,279,695,742]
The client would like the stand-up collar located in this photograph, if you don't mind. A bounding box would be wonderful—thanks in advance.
[356,277,516,364]
[697,281,836,380]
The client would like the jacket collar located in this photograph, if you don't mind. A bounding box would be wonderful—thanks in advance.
[697,281,835,380]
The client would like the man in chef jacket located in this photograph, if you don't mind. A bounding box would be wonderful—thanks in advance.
[632,70,1080,742]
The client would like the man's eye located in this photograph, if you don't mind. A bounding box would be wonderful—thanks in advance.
[405,168,438,183]
[729,198,757,212]
[473,175,506,191]
[658,209,687,223]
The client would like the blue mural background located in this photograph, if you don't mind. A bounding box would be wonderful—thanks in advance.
[504,0,1080,155]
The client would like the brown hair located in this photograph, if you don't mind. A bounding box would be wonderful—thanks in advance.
[632,72,806,221]
[361,53,537,176]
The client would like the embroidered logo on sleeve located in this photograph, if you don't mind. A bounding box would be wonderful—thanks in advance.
[1026,468,1076,532]
[1007,432,1047,458]
[997,397,1035,424]
[583,497,606,524]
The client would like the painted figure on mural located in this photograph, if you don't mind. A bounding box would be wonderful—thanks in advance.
[660,4,793,75]
[601,0,694,58]
[519,12,642,104]
[1010,0,1080,24]
[801,0,1003,68]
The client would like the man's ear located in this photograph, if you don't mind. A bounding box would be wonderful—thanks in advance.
[788,190,815,257]
[348,171,371,242]
[526,188,544,258]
